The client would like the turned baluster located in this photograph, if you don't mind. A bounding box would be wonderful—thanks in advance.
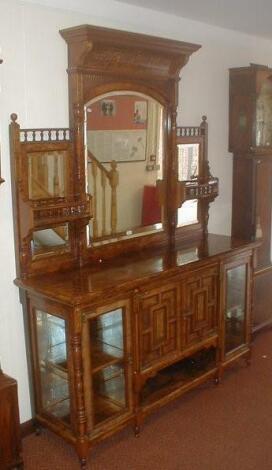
[91,159,98,238]
[53,152,60,196]
[109,160,118,235]
[101,170,106,237]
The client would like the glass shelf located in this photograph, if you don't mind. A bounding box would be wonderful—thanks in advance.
[225,264,247,354]
[89,307,128,426]
[35,310,70,424]
[90,309,124,372]
[92,364,126,425]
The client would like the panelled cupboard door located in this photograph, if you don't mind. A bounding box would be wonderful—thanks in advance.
[181,265,219,348]
[136,283,180,370]
[82,300,133,434]
[221,257,251,359]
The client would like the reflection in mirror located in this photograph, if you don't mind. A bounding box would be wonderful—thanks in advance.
[177,200,198,227]
[256,77,272,146]
[177,143,199,227]
[178,143,199,181]
[176,247,199,266]
[28,151,67,199]
[31,224,69,257]
[85,91,164,245]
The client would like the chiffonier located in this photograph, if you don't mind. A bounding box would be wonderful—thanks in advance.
[10,25,258,468]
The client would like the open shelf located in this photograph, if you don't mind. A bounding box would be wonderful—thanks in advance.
[141,347,216,406]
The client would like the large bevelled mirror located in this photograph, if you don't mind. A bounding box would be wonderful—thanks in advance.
[84,91,164,246]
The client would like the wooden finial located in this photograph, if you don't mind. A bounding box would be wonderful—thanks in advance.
[10,113,18,123]
[202,115,207,122]
[0,59,3,64]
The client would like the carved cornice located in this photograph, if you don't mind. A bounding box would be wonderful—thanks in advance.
[60,24,201,80]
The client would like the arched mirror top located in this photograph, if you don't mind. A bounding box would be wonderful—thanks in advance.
[83,83,168,111]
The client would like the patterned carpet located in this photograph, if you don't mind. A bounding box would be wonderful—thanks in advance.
[23,330,272,470]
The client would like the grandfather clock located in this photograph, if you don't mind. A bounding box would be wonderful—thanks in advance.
[229,63,272,331]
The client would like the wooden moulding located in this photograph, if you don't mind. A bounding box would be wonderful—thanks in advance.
[59,24,202,263]
[60,24,201,80]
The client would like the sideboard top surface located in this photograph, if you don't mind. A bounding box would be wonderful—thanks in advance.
[15,234,257,307]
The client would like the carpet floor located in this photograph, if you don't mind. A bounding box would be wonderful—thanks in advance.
[23,329,272,470]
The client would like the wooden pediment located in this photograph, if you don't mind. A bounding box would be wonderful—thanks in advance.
[60,24,201,80]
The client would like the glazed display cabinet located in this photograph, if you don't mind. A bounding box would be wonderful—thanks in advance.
[19,238,255,468]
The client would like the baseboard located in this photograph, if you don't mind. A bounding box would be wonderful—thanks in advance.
[21,418,35,438]
[253,319,272,336]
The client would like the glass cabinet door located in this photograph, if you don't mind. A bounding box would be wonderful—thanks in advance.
[84,303,132,429]
[224,263,248,355]
[35,310,70,424]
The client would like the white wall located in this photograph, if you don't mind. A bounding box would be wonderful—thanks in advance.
[1,0,272,422]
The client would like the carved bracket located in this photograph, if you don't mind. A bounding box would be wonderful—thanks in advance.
[176,177,219,209]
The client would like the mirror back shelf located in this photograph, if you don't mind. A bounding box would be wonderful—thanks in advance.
[175,117,219,244]
[60,24,202,263]
[9,113,91,278]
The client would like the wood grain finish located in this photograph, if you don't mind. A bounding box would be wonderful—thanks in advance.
[181,266,218,348]
[8,25,258,469]
[138,283,179,369]
[0,371,23,469]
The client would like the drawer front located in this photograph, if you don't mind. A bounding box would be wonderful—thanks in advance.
[181,266,219,348]
[137,283,180,370]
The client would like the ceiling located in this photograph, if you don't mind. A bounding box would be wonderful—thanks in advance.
[23,0,272,40]
[115,0,272,40]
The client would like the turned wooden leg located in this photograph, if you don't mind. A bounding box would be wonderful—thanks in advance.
[35,424,42,436]
[76,441,90,470]
[80,458,88,469]
[134,424,140,438]
[245,350,251,367]
[15,463,24,469]
[214,376,221,385]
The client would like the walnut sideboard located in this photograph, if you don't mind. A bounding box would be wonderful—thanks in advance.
[9,24,258,468]
[16,235,257,468]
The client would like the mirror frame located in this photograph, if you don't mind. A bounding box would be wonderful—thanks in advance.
[60,24,201,263]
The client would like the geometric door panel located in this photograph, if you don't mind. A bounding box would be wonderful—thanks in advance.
[137,284,179,369]
[181,266,218,348]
